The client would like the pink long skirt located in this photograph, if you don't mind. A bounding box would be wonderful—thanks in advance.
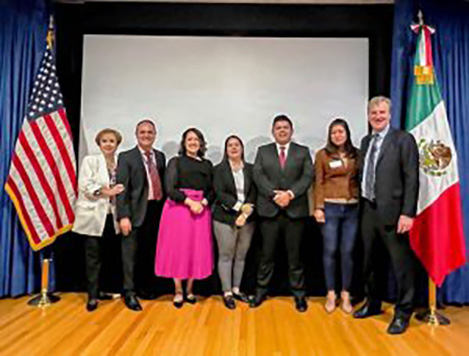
[155,189,214,279]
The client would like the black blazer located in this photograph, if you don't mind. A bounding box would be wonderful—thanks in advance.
[253,142,313,219]
[116,146,166,227]
[212,160,256,225]
[360,127,419,225]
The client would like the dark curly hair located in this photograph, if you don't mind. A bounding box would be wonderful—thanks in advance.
[179,127,207,158]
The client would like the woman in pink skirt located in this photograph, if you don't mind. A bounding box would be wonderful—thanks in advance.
[155,128,214,308]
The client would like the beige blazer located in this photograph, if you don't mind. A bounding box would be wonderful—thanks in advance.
[72,154,119,236]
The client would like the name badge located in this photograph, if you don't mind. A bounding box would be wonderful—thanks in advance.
[329,160,343,169]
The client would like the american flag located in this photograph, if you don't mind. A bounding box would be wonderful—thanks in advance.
[5,33,77,251]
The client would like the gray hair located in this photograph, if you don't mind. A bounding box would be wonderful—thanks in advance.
[368,96,391,112]
[135,118,157,134]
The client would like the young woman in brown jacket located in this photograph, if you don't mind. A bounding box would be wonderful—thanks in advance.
[313,118,360,314]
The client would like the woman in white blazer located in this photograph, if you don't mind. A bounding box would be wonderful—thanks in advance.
[73,128,125,312]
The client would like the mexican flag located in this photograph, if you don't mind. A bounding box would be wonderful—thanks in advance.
[406,20,466,287]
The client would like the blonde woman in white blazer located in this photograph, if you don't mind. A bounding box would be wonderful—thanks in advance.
[73,128,125,312]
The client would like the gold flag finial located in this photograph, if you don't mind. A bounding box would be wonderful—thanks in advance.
[47,16,54,49]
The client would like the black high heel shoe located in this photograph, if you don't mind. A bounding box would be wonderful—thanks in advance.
[173,294,184,309]
[223,295,236,310]
[233,292,250,303]
[185,293,196,305]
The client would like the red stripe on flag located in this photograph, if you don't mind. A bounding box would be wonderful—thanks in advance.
[12,154,56,237]
[424,26,433,67]
[29,119,75,223]
[18,131,64,230]
[410,183,466,287]
[6,177,42,246]
[56,109,78,195]
[44,114,77,195]
[58,108,73,138]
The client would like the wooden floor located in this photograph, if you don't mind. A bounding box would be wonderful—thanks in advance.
[0,293,468,356]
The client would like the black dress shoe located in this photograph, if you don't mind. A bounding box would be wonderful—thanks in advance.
[353,302,382,319]
[124,294,142,311]
[86,298,98,312]
[387,313,411,335]
[233,292,250,303]
[294,297,308,313]
[223,295,236,310]
[249,294,266,308]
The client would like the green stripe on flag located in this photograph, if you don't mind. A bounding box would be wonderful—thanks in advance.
[406,82,442,131]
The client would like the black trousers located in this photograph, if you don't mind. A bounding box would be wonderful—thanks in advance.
[122,200,163,294]
[84,214,118,298]
[256,212,306,298]
[361,200,416,314]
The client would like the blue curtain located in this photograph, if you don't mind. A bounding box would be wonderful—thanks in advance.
[391,0,469,303]
[0,0,54,297]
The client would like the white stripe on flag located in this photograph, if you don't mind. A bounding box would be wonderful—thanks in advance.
[22,120,68,225]
[16,141,61,231]
[37,116,76,217]
[418,31,427,67]
[51,111,76,164]
[9,165,48,239]
[410,102,459,213]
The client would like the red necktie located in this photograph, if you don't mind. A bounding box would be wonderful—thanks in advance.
[144,151,163,201]
[279,146,286,169]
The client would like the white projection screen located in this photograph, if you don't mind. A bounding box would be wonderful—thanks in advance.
[80,35,369,164]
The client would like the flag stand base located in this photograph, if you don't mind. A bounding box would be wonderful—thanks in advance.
[415,308,450,326]
[27,257,60,307]
[27,291,60,307]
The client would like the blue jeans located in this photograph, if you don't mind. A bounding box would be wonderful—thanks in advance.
[321,203,359,292]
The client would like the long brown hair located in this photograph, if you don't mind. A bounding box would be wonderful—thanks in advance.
[325,118,357,157]
[223,135,245,162]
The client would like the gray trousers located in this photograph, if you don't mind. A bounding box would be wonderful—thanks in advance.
[213,220,255,292]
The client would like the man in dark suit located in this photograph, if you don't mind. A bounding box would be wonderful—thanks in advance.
[250,114,313,312]
[353,96,419,334]
[116,119,166,311]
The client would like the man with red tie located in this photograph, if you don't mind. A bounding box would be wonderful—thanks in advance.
[250,114,313,312]
[116,119,166,311]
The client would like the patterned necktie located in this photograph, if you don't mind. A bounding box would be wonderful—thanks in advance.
[144,151,163,201]
[279,146,287,169]
[364,134,379,201]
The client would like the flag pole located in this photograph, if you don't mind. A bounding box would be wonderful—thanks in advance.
[409,10,452,327]
[27,254,60,307]
[26,16,62,308]
[415,279,450,326]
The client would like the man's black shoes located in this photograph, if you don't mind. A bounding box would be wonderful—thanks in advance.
[294,297,308,313]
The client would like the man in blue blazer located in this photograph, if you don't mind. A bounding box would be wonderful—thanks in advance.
[353,96,419,335]
[116,119,166,311]
[250,114,313,312]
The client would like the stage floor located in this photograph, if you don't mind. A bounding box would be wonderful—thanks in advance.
[0,293,467,355]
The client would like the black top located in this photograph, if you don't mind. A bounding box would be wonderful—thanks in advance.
[165,155,214,203]
[212,160,256,225]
